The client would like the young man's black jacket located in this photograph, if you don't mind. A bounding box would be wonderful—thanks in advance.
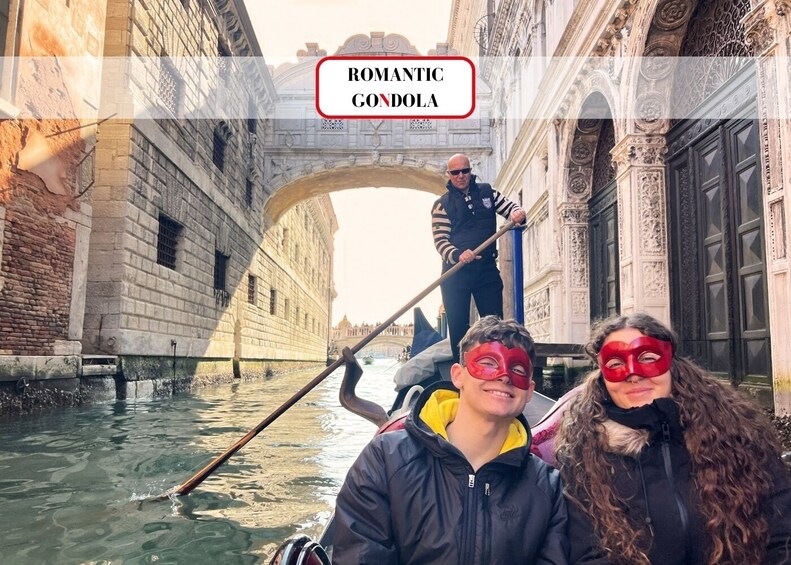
[332,381,569,565]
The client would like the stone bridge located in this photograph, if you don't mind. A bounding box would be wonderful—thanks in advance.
[332,333,413,359]
[261,32,494,224]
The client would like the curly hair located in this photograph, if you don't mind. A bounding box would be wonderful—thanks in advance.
[555,313,782,565]
[458,315,536,365]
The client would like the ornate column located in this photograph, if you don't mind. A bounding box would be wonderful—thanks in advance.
[559,203,590,344]
[743,0,791,413]
[611,134,670,322]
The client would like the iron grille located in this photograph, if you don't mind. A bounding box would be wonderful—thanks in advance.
[321,119,344,130]
[247,274,256,304]
[158,62,181,116]
[212,130,226,171]
[156,215,182,270]
[245,178,254,207]
[409,119,433,130]
[214,250,230,306]
[269,288,277,315]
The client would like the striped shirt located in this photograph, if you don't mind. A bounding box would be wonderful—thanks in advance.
[431,186,517,264]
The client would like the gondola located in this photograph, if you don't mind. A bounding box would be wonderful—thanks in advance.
[269,308,585,565]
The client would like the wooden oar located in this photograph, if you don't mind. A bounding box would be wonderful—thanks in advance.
[159,220,518,499]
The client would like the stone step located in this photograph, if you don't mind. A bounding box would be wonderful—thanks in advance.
[81,355,119,377]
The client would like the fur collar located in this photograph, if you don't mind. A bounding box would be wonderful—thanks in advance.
[602,419,650,457]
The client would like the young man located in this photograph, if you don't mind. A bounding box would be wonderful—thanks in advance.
[431,153,526,361]
[332,316,568,565]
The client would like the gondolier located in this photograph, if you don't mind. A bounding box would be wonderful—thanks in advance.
[432,153,526,361]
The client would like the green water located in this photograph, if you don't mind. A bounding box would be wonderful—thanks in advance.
[0,361,399,564]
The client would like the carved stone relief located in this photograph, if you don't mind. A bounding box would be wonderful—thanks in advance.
[770,198,787,261]
[621,263,633,302]
[570,226,589,288]
[567,170,592,198]
[637,171,666,254]
[653,0,693,31]
[524,289,550,342]
[572,291,587,316]
[641,261,667,297]
[560,203,589,225]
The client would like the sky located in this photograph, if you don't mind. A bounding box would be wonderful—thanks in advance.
[244,0,453,326]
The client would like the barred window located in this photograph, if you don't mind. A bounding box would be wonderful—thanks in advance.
[270,288,277,315]
[409,119,433,130]
[321,119,344,130]
[304,312,308,329]
[218,41,231,85]
[247,274,256,304]
[284,298,290,320]
[212,129,226,171]
[158,60,182,116]
[156,214,182,270]
[213,250,230,306]
[245,178,254,207]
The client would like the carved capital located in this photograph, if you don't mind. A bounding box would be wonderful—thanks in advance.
[612,134,667,172]
[559,202,589,225]
[743,4,779,56]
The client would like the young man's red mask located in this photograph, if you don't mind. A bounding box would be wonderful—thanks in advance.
[597,336,673,382]
[463,342,534,390]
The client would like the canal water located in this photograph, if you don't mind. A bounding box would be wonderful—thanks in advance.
[0,359,399,564]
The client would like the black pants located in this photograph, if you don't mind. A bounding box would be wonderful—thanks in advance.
[440,261,504,362]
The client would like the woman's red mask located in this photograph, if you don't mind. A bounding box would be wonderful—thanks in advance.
[597,336,673,382]
[463,342,534,390]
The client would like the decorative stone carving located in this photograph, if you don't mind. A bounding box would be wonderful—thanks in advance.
[635,92,665,132]
[570,226,589,288]
[525,288,550,342]
[335,32,419,56]
[769,199,787,260]
[612,135,667,171]
[637,171,666,254]
[743,9,776,56]
[653,0,693,31]
[572,291,587,315]
[642,261,667,297]
[570,140,594,165]
[640,41,677,80]
[567,171,591,197]
[560,203,589,225]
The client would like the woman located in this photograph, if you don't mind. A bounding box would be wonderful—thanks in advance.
[555,313,791,564]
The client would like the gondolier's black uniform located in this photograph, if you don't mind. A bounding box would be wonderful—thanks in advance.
[333,382,569,565]
[432,175,518,361]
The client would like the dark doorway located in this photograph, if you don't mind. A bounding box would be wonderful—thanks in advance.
[665,0,770,387]
[588,119,619,321]
[667,73,770,386]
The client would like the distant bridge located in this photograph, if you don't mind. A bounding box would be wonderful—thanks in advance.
[331,321,414,358]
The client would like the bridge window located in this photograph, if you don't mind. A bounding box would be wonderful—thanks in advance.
[156,214,182,270]
[409,119,434,131]
[269,288,277,315]
[247,274,256,305]
[321,119,345,130]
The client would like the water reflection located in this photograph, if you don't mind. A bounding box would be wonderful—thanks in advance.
[0,359,397,564]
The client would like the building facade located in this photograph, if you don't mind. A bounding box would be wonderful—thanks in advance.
[0,0,336,412]
[448,0,791,411]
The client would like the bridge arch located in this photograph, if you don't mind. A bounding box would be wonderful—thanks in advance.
[262,32,493,223]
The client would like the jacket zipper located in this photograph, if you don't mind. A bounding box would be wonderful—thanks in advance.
[661,422,689,552]
[462,473,478,565]
[483,483,491,563]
